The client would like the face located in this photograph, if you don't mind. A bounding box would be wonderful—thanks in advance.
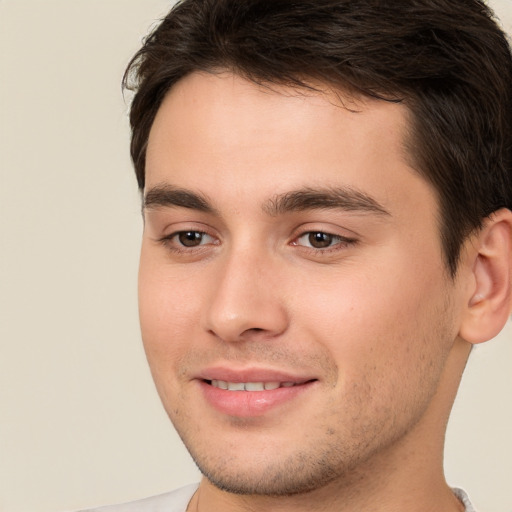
[139,72,464,495]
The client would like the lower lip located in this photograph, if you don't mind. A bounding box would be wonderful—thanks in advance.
[199,381,315,417]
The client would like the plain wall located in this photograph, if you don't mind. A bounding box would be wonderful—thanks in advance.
[0,1,510,511]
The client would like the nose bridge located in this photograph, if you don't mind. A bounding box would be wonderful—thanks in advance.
[202,243,288,342]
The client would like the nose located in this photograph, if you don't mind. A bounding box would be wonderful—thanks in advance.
[201,250,289,343]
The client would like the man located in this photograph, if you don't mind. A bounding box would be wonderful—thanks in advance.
[84,0,512,510]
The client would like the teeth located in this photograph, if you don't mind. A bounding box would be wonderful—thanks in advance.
[227,382,245,391]
[245,382,265,391]
[210,380,295,391]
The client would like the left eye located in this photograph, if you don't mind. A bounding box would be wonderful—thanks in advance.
[295,232,346,249]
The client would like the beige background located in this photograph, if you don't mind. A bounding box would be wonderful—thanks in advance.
[0,1,511,511]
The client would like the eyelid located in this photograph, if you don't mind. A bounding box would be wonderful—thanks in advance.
[157,224,220,254]
[294,231,356,246]
[291,221,358,241]
[295,231,352,244]
[157,220,217,239]
[153,221,358,258]
[289,225,359,257]
[170,230,215,245]
[163,228,215,241]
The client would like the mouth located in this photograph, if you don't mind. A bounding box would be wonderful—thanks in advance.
[205,380,304,391]
[199,375,317,417]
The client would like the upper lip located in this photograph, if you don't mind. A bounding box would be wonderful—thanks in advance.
[197,366,316,384]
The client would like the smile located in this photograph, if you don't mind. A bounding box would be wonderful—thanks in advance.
[200,377,317,417]
[208,380,297,391]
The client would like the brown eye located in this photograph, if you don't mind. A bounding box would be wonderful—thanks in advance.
[293,231,356,252]
[178,231,205,247]
[308,232,334,248]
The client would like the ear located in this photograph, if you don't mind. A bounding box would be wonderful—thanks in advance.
[458,208,512,345]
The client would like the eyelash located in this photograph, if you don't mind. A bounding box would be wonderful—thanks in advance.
[159,230,217,254]
[291,231,357,253]
[159,229,357,257]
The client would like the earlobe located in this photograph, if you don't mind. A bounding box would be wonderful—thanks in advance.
[459,208,512,345]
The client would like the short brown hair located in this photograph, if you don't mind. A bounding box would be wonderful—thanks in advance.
[123,0,512,275]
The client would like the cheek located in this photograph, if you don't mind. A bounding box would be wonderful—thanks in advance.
[293,264,455,444]
[138,258,209,421]
[293,255,453,391]
[138,249,204,377]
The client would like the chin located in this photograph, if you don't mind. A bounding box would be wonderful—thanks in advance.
[186,440,357,497]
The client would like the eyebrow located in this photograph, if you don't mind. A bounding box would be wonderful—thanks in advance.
[143,184,390,218]
[263,187,390,217]
[143,185,216,214]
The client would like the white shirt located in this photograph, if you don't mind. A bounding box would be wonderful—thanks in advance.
[79,484,477,512]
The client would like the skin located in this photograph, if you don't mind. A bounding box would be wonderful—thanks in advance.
[138,71,492,512]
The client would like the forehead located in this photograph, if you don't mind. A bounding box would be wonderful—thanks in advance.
[145,71,433,219]
[148,72,410,164]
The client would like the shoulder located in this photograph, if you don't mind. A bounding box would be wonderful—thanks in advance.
[77,483,199,512]
[452,488,478,512]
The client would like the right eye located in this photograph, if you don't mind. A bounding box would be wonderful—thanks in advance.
[161,230,217,250]
[174,230,212,247]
